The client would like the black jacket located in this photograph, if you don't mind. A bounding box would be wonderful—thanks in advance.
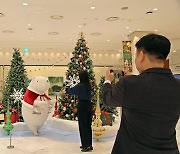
[103,68,180,154]
[67,83,91,101]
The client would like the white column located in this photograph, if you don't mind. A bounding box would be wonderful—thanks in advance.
[128,31,151,75]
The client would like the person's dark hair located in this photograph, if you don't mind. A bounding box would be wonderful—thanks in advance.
[135,33,171,60]
[79,71,91,92]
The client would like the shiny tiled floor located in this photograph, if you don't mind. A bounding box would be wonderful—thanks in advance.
[0,126,115,154]
[0,118,180,154]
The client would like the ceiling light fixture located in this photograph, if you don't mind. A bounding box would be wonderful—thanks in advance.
[50,15,64,20]
[173,50,176,53]
[107,40,110,42]
[2,30,14,33]
[121,7,128,10]
[129,31,131,33]
[137,29,140,31]
[126,27,129,29]
[91,6,96,9]
[78,25,82,28]
[23,3,28,6]
[28,27,33,30]
[146,11,153,14]
[91,33,102,36]
[153,8,158,11]
[154,30,158,32]
[48,32,59,35]
[0,13,5,17]
[106,17,119,21]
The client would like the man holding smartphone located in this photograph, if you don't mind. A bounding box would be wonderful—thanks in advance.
[103,34,180,154]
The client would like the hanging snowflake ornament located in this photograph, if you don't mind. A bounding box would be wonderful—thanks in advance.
[66,74,80,88]
[10,88,24,104]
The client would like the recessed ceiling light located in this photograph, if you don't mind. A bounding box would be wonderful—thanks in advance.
[28,27,33,30]
[28,24,31,26]
[106,17,119,21]
[107,40,110,42]
[155,30,158,32]
[129,31,132,33]
[91,33,102,36]
[30,37,34,40]
[121,7,128,10]
[91,6,96,9]
[137,29,140,31]
[50,15,64,20]
[2,30,14,33]
[0,13,5,17]
[146,11,153,14]
[173,50,176,53]
[153,8,158,11]
[23,3,28,6]
[126,27,129,29]
[48,32,59,35]
[78,25,82,28]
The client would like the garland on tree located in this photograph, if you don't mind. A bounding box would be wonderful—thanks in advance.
[58,33,97,120]
[2,48,28,121]
[99,76,118,126]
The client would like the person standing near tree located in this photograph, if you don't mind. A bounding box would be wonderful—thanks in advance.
[66,71,93,152]
[103,34,180,154]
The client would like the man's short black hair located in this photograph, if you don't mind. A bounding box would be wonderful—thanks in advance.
[135,33,171,60]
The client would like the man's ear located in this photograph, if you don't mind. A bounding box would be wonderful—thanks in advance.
[139,51,145,62]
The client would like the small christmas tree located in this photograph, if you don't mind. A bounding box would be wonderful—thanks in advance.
[99,76,118,125]
[2,48,28,121]
[58,33,97,120]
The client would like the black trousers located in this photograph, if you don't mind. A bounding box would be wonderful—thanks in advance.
[77,100,92,148]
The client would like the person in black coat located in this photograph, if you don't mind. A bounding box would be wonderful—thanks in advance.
[103,34,180,154]
[66,71,93,152]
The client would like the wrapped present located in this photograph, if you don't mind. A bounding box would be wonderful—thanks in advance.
[4,108,19,123]
[100,111,114,126]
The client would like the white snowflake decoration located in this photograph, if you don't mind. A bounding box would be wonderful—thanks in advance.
[10,88,24,104]
[66,74,80,88]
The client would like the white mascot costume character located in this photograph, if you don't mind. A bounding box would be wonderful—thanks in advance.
[22,76,56,135]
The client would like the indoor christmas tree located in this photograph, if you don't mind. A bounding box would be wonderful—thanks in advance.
[2,48,28,121]
[58,33,97,120]
[99,76,118,126]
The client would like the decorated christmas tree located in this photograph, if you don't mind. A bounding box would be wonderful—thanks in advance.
[2,48,28,121]
[99,76,118,126]
[58,33,97,120]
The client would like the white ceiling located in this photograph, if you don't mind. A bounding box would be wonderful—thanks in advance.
[0,0,180,54]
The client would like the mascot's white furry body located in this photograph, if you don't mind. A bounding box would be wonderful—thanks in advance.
[22,76,55,135]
